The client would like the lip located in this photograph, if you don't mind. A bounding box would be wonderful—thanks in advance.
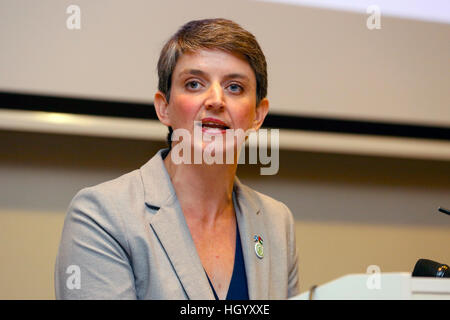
[201,117,229,128]
[199,117,230,134]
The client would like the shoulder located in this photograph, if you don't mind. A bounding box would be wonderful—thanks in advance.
[73,148,168,210]
[72,168,143,210]
[66,168,145,242]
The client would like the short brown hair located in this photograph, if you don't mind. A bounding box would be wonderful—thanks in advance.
[157,18,268,148]
[158,18,267,103]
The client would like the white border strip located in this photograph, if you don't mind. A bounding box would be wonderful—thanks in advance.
[0,109,449,161]
[257,0,450,25]
[0,109,167,141]
[279,129,450,161]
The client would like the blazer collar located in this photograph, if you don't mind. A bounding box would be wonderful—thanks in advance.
[232,179,270,299]
[139,148,267,299]
[140,148,175,210]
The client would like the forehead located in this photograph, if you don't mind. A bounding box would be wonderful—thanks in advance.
[173,49,256,82]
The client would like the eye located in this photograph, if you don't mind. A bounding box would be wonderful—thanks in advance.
[228,83,243,93]
[185,80,202,90]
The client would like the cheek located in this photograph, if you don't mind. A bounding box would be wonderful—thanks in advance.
[233,102,256,128]
[170,95,199,125]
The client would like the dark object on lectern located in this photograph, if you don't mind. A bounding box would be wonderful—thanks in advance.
[438,207,450,215]
[412,259,450,278]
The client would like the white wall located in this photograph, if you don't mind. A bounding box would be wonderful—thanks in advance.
[1,0,449,126]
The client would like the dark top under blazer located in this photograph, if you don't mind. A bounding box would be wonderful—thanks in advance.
[54,148,300,299]
[206,221,249,300]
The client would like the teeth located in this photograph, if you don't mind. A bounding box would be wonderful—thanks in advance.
[202,122,228,129]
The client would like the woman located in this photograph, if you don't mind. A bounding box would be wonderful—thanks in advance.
[55,18,299,300]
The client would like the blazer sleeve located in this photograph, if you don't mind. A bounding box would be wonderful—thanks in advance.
[54,187,137,299]
[283,202,300,298]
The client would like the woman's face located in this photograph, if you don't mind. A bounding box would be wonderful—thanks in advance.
[155,49,268,158]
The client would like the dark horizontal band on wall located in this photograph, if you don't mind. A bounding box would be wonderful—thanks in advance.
[1,91,449,141]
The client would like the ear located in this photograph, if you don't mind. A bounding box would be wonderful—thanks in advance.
[154,91,171,127]
[251,98,269,131]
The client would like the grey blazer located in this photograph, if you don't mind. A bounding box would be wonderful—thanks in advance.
[55,148,299,299]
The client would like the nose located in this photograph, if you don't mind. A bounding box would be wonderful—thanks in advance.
[204,82,225,110]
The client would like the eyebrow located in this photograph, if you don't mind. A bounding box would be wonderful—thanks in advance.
[179,69,206,77]
[178,69,250,81]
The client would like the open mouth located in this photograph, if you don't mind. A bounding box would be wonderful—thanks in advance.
[201,118,230,132]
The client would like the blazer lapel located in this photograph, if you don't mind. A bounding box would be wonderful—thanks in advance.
[140,149,270,300]
[149,200,215,300]
[233,177,270,300]
[140,149,215,300]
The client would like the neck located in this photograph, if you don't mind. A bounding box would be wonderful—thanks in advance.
[163,149,237,225]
